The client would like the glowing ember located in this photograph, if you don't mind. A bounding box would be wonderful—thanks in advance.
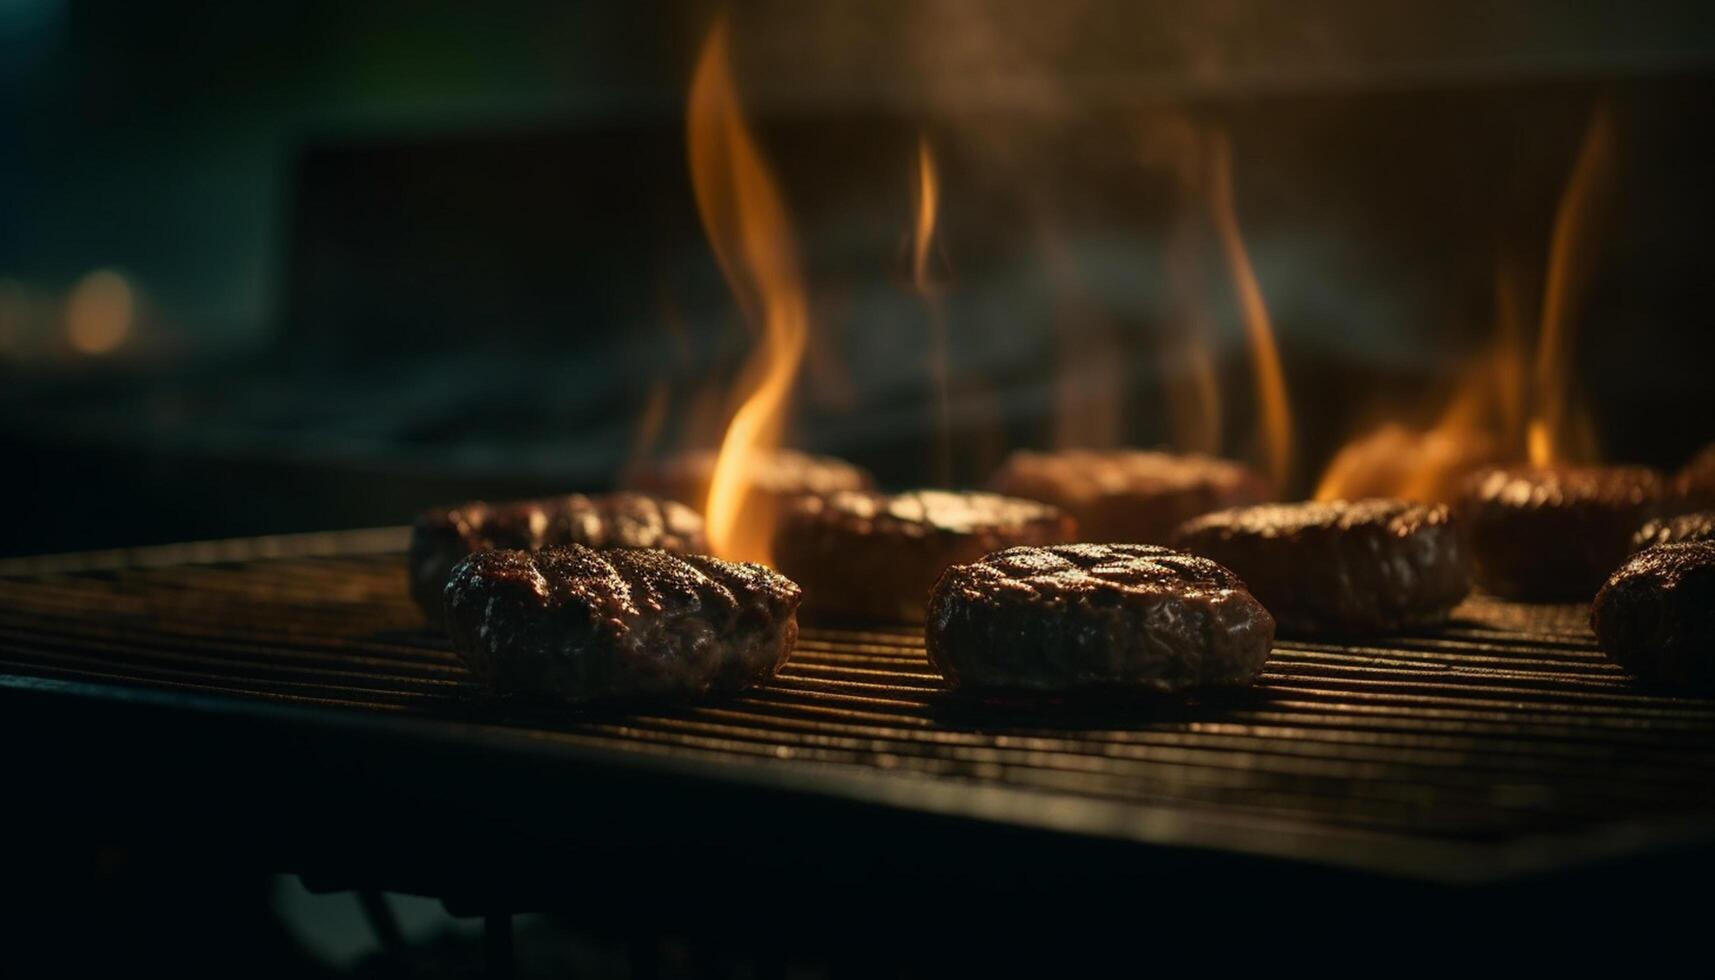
[687,19,811,564]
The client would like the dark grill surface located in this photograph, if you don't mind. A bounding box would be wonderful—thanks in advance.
[3,528,1714,887]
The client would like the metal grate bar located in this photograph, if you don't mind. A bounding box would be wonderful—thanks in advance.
[3,534,1714,874]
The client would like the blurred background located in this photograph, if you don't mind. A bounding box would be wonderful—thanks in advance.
[4,0,1714,557]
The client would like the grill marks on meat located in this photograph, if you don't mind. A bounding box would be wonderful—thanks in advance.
[1173,499,1470,635]
[774,490,1077,623]
[1633,511,1715,551]
[444,545,801,705]
[926,543,1274,693]
[988,449,1269,545]
[1593,542,1715,692]
[1457,466,1666,600]
[409,493,705,626]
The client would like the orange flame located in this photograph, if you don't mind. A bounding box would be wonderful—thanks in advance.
[1314,261,1530,504]
[1208,132,1293,491]
[911,138,940,293]
[688,20,809,563]
[1313,348,1510,504]
[912,136,954,484]
[1528,100,1615,467]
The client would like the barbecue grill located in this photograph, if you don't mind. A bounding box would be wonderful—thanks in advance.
[5,528,1713,971]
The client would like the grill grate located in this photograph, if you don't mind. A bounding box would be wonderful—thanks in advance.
[3,528,1714,887]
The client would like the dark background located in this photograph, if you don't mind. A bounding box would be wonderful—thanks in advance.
[4,0,1715,557]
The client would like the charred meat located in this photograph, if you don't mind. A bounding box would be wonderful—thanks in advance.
[773,490,1076,623]
[926,543,1274,693]
[1592,542,1715,692]
[1457,466,1665,600]
[1633,511,1715,551]
[1173,499,1471,635]
[988,449,1269,545]
[624,448,874,512]
[444,545,801,705]
[410,493,705,626]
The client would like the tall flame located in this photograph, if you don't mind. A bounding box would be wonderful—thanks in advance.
[1208,132,1293,491]
[1528,101,1615,466]
[912,136,954,484]
[688,20,809,563]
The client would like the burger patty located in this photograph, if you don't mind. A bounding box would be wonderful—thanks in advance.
[1457,466,1666,600]
[444,544,801,704]
[987,449,1269,544]
[409,493,705,626]
[925,543,1275,693]
[1172,499,1470,635]
[1633,511,1715,551]
[1592,542,1715,692]
[772,490,1077,623]
[624,448,874,512]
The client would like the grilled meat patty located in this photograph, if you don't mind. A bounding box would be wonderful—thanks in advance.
[773,490,1077,623]
[988,449,1269,545]
[444,545,801,704]
[410,493,705,626]
[625,448,874,513]
[1592,542,1715,692]
[1633,511,1715,551]
[1173,499,1470,635]
[926,543,1274,692]
[1457,466,1666,600]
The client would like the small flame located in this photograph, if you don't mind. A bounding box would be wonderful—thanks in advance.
[1208,132,1293,491]
[1313,346,1510,504]
[911,136,954,484]
[911,138,940,293]
[1528,100,1615,467]
[688,20,810,563]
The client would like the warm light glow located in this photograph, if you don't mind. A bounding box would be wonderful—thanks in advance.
[911,136,954,485]
[1313,263,1539,504]
[1313,351,1508,504]
[1529,101,1615,467]
[65,269,134,355]
[1208,132,1292,491]
[688,19,810,564]
[911,138,940,294]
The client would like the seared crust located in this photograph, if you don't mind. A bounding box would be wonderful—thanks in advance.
[988,449,1269,544]
[1592,542,1715,692]
[926,543,1274,692]
[773,490,1077,623]
[444,545,801,704]
[409,493,705,626]
[1633,511,1715,551]
[1173,499,1471,635]
[1457,466,1666,600]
